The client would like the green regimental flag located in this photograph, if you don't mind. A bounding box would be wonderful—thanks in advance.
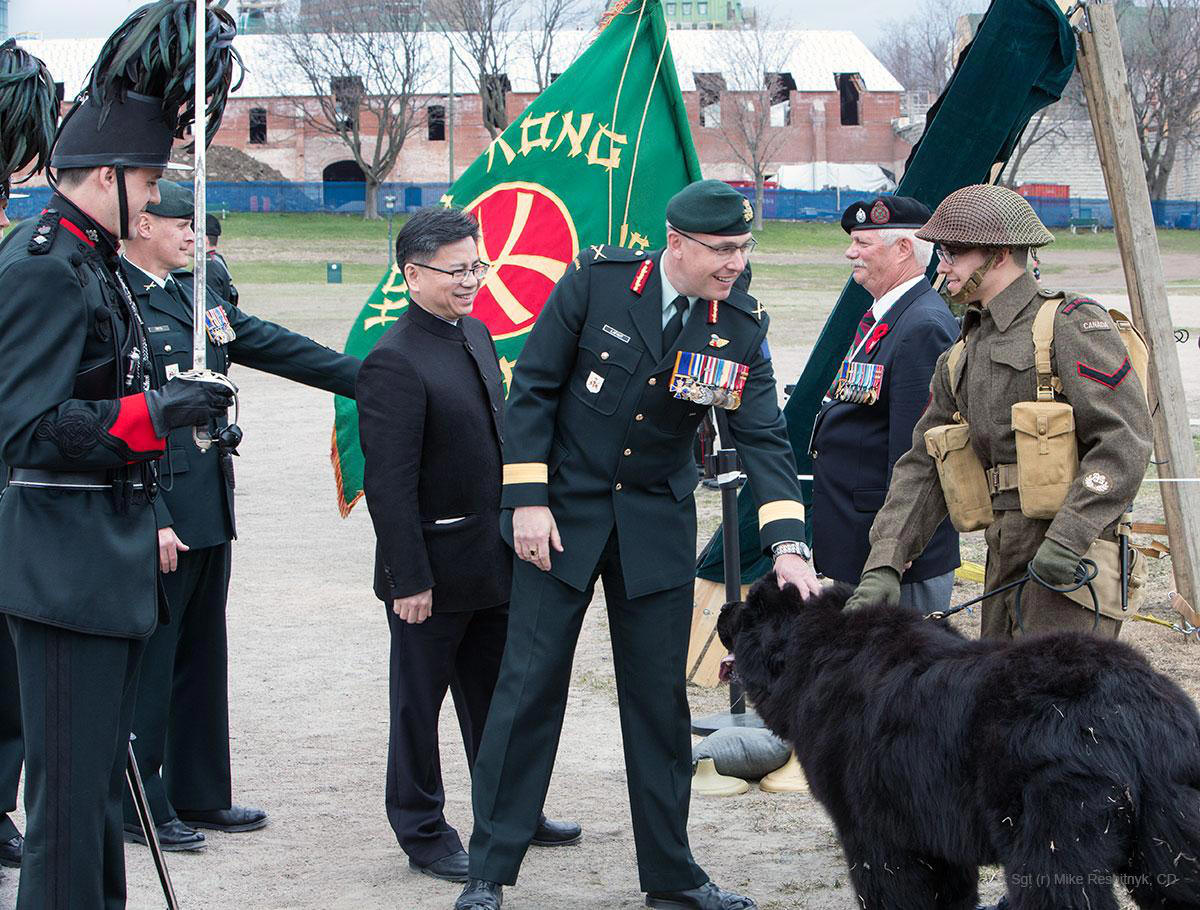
[331,0,701,515]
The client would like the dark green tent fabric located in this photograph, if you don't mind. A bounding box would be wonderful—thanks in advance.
[697,0,1077,584]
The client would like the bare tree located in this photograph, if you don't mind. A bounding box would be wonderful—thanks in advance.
[522,0,591,92]
[710,24,791,231]
[1121,0,1200,199]
[432,0,519,139]
[873,0,972,98]
[274,0,430,219]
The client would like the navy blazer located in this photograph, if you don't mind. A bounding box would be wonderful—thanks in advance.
[809,277,960,584]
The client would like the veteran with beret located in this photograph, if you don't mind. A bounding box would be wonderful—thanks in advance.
[118,179,360,849]
[849,185,1153,640]
[455,179,817,910]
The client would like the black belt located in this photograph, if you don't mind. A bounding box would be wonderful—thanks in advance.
[7,468,143,491]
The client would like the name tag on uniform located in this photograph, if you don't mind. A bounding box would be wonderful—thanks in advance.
[586,371,605,394]
[602,324,631,344]
[204,306,236,345]
[832,360,885,405]
[147,324,171,333]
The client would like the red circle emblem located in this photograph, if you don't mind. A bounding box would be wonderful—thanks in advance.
[465,182,579,340]
[869,200,891,225]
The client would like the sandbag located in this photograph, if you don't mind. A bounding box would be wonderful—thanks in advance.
[692,727,790,780]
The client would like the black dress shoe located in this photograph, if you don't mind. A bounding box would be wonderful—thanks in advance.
[645,881,757,910]
[409,848,469,883]
[0,833,22,868]
[530,816,582,847]
[123,817,206,852]
[976,900,1010,910]
[178,805,268,832]
[455,879,502,909]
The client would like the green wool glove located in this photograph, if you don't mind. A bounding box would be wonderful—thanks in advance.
[846,567,902,610]
[1032,538,1085,586]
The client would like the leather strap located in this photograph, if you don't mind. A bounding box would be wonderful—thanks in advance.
[986,462,1020,495]
[7,468,142,490]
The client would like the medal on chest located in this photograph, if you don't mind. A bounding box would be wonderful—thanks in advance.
[669,351,749,410]
[832,360,885,405]
[205,306,237,345]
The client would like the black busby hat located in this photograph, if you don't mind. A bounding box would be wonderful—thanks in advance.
[0,39,59,200]
[51,0,243,171]
[667,179,756,236]
[841,196,932,234]
[205,213,221,238]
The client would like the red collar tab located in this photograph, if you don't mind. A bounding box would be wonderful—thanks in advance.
[707,300,719,324]
[630,258,655,296]
[58,217,96,247]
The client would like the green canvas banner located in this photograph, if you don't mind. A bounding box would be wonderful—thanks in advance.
[697,0,1078,582]
[331,0,701,515]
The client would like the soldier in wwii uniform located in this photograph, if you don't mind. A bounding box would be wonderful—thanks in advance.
[848,184,1152,639]
[456,180,820,910]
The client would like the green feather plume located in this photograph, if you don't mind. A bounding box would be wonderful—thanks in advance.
[86,0,245,148]
[0,39,59,186]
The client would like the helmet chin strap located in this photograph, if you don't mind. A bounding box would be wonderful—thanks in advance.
[945,250,999,308]
[116,164,130,240]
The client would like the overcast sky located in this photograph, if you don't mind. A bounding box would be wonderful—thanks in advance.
[8,0,932,46]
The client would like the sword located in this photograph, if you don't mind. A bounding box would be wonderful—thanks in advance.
[126,736,180,910]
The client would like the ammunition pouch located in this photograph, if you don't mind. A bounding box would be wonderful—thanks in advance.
[924,421,994,532]
[1063,535,1147,621]
[1011,400,1078,519]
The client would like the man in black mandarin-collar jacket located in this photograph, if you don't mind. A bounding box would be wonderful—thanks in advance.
[357,207,577,884]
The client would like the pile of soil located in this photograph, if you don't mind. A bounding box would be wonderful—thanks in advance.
[169,145,287,181]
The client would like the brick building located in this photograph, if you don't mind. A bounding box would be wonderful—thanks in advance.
[23,29,910,190]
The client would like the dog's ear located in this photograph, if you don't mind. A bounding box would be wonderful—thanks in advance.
[716,600,743,651]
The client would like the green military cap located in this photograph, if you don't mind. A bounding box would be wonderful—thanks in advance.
[145,179,194,219]
[666,179,754,236]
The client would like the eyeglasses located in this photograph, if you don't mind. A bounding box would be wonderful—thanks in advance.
[935,246,969,266]
[675,229,757,258]
[413,261,491,283]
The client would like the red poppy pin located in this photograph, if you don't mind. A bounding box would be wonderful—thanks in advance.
[864,322,890,353]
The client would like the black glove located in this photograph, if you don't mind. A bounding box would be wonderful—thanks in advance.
[145,378,234,435]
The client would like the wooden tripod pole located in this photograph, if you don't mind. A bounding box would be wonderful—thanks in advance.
[1068,0,1200,607]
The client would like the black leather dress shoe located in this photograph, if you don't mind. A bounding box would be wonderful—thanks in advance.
[530,816,582,847]
[409,848,469,883]
[0,833,22,868]
[455,879,502,909]
[645,881,758,910]
[178,805,268,832]
[123,817,206,852]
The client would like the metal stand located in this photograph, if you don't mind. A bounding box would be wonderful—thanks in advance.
[691,412,764,737]
[126,735,180,910]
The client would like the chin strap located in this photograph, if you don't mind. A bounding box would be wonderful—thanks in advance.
[943,250,999,308]
[115,164,130,240]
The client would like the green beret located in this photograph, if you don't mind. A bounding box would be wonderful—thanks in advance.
[145,179,194,219]
[666,179,754,236]
[205,213,221,237]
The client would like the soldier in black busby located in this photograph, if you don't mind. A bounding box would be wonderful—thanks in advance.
[0,3,241,905]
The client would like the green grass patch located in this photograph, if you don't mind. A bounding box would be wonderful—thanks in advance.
[215,211,400,246]
[235,260,388,285]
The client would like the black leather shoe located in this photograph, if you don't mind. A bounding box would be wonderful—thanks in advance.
[530,816,582,847]
[409,848,469,883]
[646,881,758,909]
[455,879,502,909]
[123,817,206,852]
[178,805,268,832]
[0,833,21,868]
[976,900,1010,910]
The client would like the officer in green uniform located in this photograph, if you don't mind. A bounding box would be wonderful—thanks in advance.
[456,180,819,910]
[849,184,1153,638]
[0,36,59,873]
[0,89,234,906]
[204,213,238,306]
[118,180,360,848]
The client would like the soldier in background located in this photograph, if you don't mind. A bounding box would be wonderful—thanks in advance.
[203,213,238,306]
[849,184,1152,639]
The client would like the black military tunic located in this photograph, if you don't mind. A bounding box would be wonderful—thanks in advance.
[0,195,168,908]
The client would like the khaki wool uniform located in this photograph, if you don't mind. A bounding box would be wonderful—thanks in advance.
[863,271,1152,638]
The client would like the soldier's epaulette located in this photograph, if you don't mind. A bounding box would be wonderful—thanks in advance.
[571,243,649,271]
[1060,293,1105,315]
[27,208,59,255]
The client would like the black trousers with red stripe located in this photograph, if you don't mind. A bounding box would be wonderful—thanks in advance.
[5,615,144,910]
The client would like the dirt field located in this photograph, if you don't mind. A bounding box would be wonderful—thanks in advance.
[2,232,1198,910]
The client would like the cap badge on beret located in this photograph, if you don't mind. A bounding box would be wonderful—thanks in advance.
[869,200,891,225]
[855,208,867,224]
[742,198,753,223]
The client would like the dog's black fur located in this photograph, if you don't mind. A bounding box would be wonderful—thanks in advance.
[718,578,1200,909]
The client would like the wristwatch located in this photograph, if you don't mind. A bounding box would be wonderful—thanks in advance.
[771,540,811,561]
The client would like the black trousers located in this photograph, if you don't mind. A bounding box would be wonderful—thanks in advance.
[385,602,508,865]
[7,615,144,910]
[468,534,708,893]
[127,543,232,825]
[0,617,22,840]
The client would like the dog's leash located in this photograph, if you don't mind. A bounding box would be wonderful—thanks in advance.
[926,559,1102,633]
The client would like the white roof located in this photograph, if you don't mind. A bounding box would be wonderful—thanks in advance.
[20,29,902,100]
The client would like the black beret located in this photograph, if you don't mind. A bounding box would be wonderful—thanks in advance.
[841,196,932,234]
[145,179,194,219]
[666,179,754,237]
[205,214,221,238]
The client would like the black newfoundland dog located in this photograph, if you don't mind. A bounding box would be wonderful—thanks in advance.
[717,577,1200,909]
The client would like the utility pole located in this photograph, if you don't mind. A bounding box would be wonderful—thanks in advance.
[448,47,456,184]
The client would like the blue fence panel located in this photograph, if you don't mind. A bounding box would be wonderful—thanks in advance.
[6,181,1197,228]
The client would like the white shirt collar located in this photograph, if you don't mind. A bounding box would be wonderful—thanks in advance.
[122,256,169,289]
[871,274,924,322]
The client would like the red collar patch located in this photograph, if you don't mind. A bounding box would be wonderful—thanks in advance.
[58,217,95,247]
[707,299,719,324]
[630,258,655,295]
